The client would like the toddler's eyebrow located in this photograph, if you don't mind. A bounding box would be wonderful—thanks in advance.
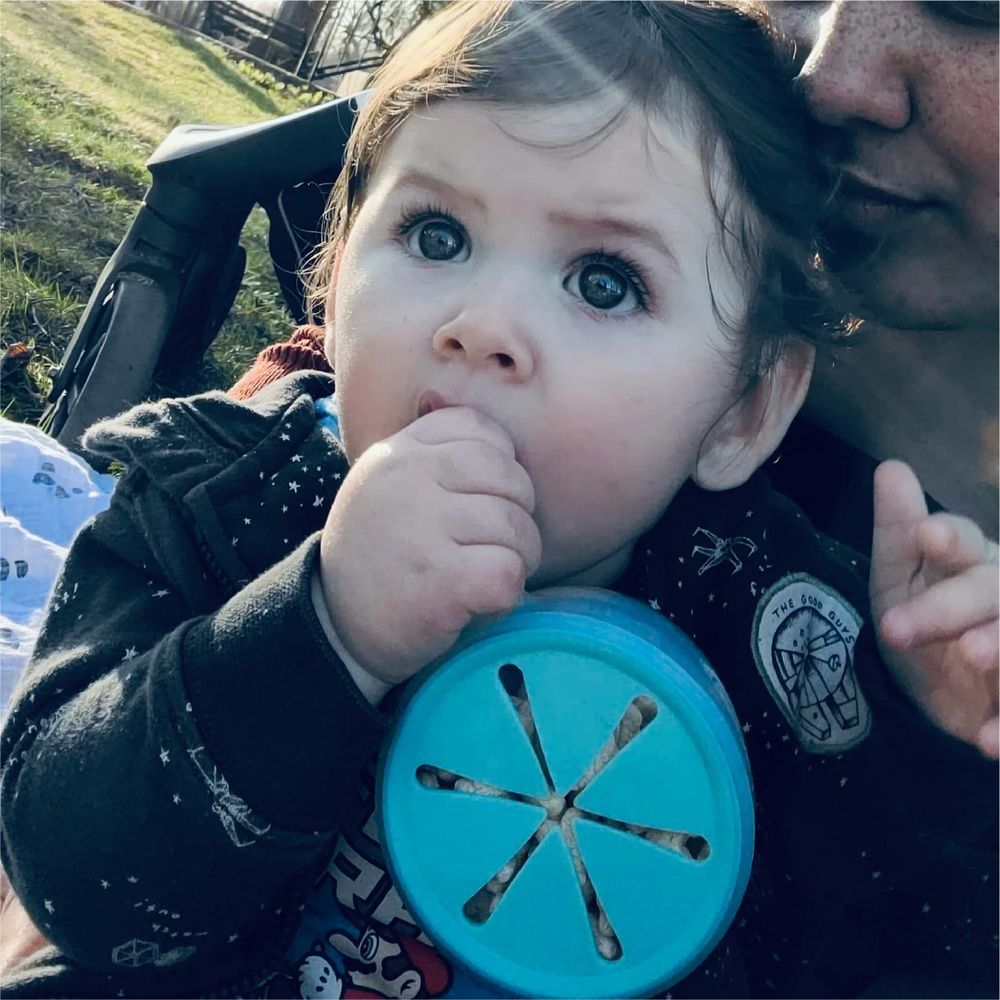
[549,210,681,273]
[390,168,486,212]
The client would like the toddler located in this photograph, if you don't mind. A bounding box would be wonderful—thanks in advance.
[2,2,995,997]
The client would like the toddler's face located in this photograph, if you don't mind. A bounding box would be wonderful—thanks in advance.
[328,98,761,588]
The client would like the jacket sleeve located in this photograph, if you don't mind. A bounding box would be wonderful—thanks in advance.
[0,390,387,988]
[229,324,331,402]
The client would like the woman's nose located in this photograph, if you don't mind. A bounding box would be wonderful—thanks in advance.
[431,306,536,381]
[793,1,914,132]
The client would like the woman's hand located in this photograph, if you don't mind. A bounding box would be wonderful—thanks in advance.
[319,406,541,687]
[871,460,999,757]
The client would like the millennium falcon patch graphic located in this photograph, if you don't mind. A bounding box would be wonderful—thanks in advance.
[752,573,871,753]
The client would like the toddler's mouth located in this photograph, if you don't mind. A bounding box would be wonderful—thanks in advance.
[417,390,451,419]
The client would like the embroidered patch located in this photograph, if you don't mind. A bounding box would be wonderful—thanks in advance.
[752,573,870,753]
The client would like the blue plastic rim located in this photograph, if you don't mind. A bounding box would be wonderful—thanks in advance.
[378,588,754,998]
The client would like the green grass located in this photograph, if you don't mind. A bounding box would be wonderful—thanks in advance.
[0,0,329,424]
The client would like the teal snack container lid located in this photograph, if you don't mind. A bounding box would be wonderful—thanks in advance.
[378,588,754,998]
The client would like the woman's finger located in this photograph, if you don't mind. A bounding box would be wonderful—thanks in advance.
[958,618,1000,676]
[879,563,999,648]
[917,512,998,580]
[976,717,1000,760]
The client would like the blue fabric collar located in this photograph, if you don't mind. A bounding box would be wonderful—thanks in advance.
[315,395,340,440]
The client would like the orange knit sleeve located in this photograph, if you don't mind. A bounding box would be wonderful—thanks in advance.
[229,325,331,401]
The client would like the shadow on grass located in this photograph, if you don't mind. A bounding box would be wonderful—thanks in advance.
[14,143,147,202]
[167,32,288,119]
[7,4,294,135]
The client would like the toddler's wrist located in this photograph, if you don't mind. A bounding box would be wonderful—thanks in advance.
[309,568,392,705]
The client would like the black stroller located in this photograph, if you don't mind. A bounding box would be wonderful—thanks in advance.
[40,93,361,452]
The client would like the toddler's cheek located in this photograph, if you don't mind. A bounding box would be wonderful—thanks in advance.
[323,321,336,369]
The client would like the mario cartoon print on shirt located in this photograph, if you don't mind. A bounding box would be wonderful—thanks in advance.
[265,923,452,1000]
[327,923,451,998]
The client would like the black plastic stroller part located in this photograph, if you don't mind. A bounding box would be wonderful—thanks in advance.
[41,93,360,453]
[262,172,337,326]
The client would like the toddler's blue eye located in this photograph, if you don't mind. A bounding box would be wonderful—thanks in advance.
[566,254,648,314]
[579,263,627,310]
[406,219,468,261]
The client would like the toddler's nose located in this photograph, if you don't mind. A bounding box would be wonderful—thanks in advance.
[431,307,535,380]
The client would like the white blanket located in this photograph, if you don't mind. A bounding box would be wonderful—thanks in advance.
[0,418,115,716]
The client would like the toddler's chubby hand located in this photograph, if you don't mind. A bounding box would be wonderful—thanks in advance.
[318,406,542,686]
[871,460,999,758]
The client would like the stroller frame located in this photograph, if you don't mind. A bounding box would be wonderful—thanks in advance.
[42,94,360,452]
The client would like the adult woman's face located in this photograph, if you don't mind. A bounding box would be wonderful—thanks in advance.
[769,1,998,332]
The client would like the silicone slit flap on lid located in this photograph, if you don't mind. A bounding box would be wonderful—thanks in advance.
[413,662,713,966]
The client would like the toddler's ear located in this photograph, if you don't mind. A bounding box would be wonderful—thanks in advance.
[694,338,815,491]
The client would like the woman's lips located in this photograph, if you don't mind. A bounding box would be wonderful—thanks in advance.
[836,172,939,229]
